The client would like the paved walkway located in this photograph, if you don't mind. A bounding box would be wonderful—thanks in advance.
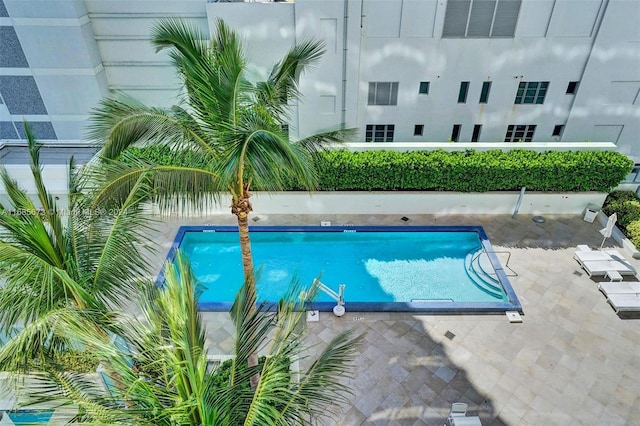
[150,213,640,425]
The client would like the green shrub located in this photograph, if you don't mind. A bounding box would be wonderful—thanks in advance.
[602,190,640,244]
[602,190,640,217]
[6,350,100,373]
[209,356,291,391]
[626,220,640,247]
[121,147,633,193]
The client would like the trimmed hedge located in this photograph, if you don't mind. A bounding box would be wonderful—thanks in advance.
[602,190,640,247]
[5,350,100,373]
[120,147,632,193]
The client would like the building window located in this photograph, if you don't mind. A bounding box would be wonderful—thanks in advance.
[414,124,424,136]
[442,0,522,38]
[472,124,482,142]
[365,124,395,142]
[479,81,492,103]
[515,81,549,104]
[451,124,461,142]
[566,81,579,95]
[505,125,536,142]
[368,82,399,105]
[419,81,430,94]
[552,125,564,137]
[458,82,469,103]
[281,124,289,137]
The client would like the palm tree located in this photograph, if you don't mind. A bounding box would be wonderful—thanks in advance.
[87,18,352,307]
[0,122,155,369]
[14,252,363,425]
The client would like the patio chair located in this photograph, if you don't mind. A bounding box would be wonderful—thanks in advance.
[445,402,469,425]
[606,293,640,313]
[573,248,627,264]
[577,259,636,277]
[450,403,468,417]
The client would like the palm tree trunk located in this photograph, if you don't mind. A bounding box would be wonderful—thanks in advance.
[231,184,260,390]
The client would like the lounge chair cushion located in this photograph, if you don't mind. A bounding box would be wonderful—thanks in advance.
[606,293,640,313]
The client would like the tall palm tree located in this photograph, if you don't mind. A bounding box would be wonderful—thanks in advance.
[88,18,352,306]
[14,252,363,425]
[0,122,155,369]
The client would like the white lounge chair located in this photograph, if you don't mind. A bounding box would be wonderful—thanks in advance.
[606,293,640,313]
[577,259,636,277]
[445,403,483,426]
[574,249,625,263]
[450,403,467,417]
[598,282,640,295]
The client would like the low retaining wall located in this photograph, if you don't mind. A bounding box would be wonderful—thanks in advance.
[153,191,608,216]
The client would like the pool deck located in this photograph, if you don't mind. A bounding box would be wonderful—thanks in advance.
[151,213,640,425]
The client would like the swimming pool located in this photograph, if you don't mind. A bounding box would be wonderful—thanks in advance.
[162,226,521,313]
[4,409,54,425]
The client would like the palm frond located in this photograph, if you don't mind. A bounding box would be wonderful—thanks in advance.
[0,307,100,372]
[0,237,101,331]
[83,159,222,215]
[87,97,214,160]
[23,122,67,252]
[258,38,325,114]
[295,127,357,154]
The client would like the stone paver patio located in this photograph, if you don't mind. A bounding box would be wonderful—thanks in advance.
[150,213,640,425]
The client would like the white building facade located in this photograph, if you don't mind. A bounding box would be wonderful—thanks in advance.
[1,0,639,158]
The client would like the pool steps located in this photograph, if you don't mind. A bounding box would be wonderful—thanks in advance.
[465,249,504,299]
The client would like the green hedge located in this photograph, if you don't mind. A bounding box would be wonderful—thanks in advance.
[120,147,632,193]
[602,190,640,247]
[5,350,100,373]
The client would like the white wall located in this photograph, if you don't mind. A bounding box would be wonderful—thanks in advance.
[206,0,640,156]
[4,0,109,139]
[564,0,640,159]
[85,0,208,107]
[4,0,637,160]
[0,164,69,210]
[145,191,608,216]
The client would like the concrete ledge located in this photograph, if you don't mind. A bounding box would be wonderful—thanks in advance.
[343,142,617,152]
[148,191,608,216]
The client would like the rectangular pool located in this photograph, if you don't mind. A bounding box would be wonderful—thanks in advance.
[161,226,521,313]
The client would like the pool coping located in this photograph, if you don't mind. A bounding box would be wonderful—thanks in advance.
[159,225,522,314]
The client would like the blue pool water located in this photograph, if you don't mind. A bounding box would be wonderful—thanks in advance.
[166,226,521,313]
[6,410,54,424]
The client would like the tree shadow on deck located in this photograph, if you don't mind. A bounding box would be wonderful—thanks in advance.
[304,313,511,426]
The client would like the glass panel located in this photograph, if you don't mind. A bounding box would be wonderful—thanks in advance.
[467,0,496,37]
[491,0,521,37]
[480,82,491,103]
[442,0,471,37]
[451,124,461,142]
[390,82,399,105]
[472,124,482,142]
[419,81,430,94]
[376,83,391,105]
[368,83,376,105]
[458,82,469,103]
